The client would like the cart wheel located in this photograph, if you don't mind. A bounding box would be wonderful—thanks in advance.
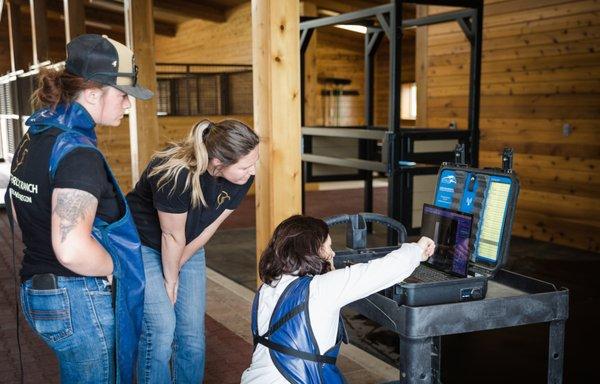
[323,212,407,250]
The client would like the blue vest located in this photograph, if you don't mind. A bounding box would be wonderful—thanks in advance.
[26,103,145,384]
[251,276,348,384]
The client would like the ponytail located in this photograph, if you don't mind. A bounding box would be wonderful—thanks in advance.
[32,67,103,110]
[188,120,211,207]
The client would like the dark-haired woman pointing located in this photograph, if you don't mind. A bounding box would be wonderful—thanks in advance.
[242,215,435,383]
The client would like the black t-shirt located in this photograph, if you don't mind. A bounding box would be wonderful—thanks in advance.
[126,157,253,252]
[6,128,122,281]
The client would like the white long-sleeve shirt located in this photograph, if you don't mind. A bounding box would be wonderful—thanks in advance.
[241,242,423,384]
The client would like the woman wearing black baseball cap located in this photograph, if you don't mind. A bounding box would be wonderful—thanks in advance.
[5,34,151,383]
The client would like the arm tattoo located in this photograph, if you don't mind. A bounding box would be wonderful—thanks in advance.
[53,190,96,243]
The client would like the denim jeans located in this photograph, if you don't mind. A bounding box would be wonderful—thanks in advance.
[20,276,114,384]
[137,245,206,384]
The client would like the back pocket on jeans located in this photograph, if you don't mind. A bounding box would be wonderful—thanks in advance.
[24,288,73,343]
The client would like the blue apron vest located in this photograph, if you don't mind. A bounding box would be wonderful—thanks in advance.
[26,103,145,384]
[251,276,348,384]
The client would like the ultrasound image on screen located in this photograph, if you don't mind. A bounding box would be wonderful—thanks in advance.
[421,204,473,277]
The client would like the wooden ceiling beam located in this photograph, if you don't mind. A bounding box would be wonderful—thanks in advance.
[84,6,177,36]
[44,0,177,37]
[314,0,415,18]
[313,0,387,14]
[153,0,227,23]
[152,18,177,36]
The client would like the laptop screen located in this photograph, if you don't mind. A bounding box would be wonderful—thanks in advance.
[420,204,473,277]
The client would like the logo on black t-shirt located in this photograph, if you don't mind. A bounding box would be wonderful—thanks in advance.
[216,190,231,210]
[11,133,31,173]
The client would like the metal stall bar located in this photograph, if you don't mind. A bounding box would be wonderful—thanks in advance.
[301,127,388,176]
[300,28,315,213]
[402,0,481,6]
[301,154,387,173]
[387,0,403,244]
[363,28,384,225]
[401,129,471,164]
[302,127,387,140]
[548,320,566,384]
[300,4,393,31]
[402,8,475,28]
[468,3,483,166]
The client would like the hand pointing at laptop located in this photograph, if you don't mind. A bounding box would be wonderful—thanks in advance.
[417,236,436,261]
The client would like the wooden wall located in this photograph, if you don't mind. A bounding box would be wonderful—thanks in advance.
[313,27,416,127]
[374,31,417,127]
[228,72,254,114]
[154,3,252,65]
[420,0,600,252]
[315,27,366,126]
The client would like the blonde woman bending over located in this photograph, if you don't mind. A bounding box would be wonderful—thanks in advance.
[126,119,259,383]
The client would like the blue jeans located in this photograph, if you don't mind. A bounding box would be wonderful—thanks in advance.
[137,245,206,384]
[20,276,115,384]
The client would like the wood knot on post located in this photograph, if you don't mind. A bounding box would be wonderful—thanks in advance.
[274,56,281,63]
[280,24,285,32]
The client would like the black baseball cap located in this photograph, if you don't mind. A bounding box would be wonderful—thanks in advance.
[65,34,153,100]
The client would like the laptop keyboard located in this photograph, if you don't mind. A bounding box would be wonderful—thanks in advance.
[409,265,456,282]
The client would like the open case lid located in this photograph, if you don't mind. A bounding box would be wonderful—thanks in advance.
[432,151,520,277]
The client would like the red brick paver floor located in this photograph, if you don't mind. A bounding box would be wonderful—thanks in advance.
[205,315,252,384]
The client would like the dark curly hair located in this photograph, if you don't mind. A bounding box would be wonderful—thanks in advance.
[259,215,332,286]
[32,67,103,110]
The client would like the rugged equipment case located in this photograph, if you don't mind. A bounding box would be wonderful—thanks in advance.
[331,149,520,306]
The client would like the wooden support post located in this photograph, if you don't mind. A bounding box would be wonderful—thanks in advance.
[124,0,159,183]
[415,5,428,127]
[30,0,49,64]
[63,0,85,43]
[252,0,302,285]
[7,0,24,71]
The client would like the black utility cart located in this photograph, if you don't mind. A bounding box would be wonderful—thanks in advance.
[327,213,569,384]
[325,148,570,383]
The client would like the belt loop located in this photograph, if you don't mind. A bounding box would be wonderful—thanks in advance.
[82,276,91,291]
[84,276,99,291]
[96,277,106,291]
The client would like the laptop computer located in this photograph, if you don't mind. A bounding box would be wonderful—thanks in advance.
[404,204,473,284]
